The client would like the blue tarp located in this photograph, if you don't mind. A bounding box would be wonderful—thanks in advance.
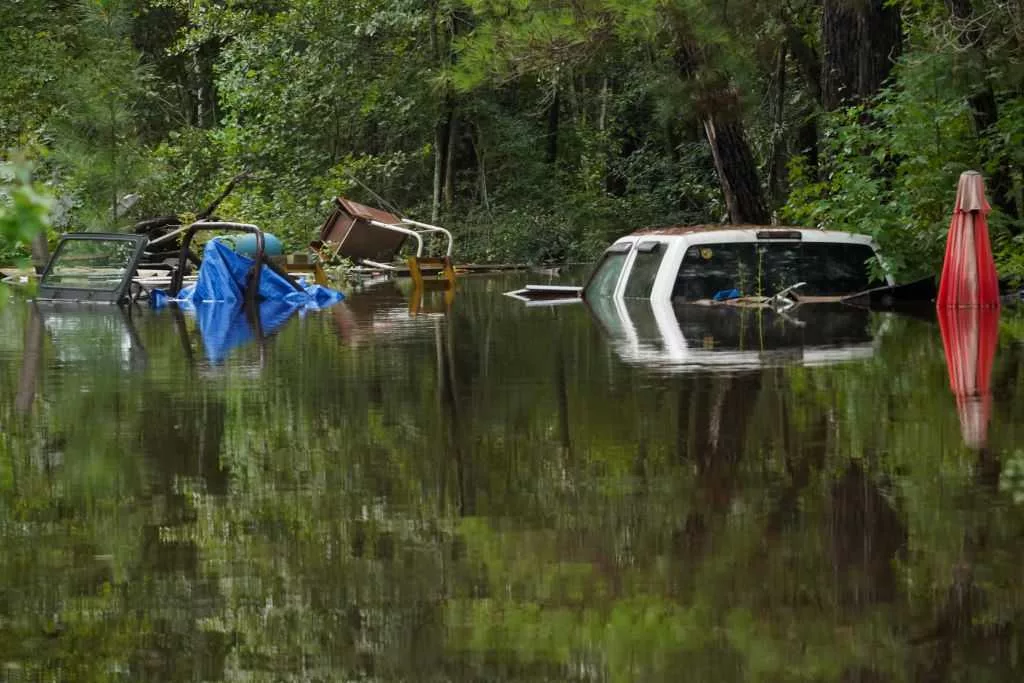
[151,239,344,362]
[712,288,741,301]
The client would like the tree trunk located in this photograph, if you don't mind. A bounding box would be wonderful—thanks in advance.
[784,19,822,174]
[430,0,452,221]
[191,51,204,127]
[678,374,763,515]
[785,22,821,106]
[821,0,860,110]
[768,46,788,213]
[432,103,451,222]
[15,305,44,415]
[554,347,572,461]
[436,317,471,515]
[191,40,220,128]
[858,0,902,97]
[472,124,489,211]
[795,116,820,174]
[822,0,902,110]
[672,32,770,224]
[598,77,609,132]
[30,232,49,274]
[828,462,907,606]
[703,114,771,224]
[546,78,560,164]
[443,109,457,208]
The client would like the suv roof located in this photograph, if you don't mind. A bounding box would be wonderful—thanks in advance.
[625,225,872,243]
[631,224,805,236]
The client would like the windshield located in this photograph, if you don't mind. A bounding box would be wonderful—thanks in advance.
[40,236,143,296]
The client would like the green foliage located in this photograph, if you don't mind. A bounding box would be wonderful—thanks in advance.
[5,0,1024,274]
[0,158,54,262]
[132,127,228,217]
[454,188,696,264]
[783,48,1005,281]
[48,0,157,229]
[0,1,76,150]
[1000,450,1024,505]
[452,0,600,90]
[784,10,1024,283]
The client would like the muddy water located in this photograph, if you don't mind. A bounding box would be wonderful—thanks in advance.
[1,275,1023,681]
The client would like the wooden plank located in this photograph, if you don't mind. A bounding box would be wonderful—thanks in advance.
[384,262,529,276]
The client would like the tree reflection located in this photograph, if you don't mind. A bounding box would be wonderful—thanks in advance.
[0,284,1023,680]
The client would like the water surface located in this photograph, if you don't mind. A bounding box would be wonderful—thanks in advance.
[2,274,1024,681]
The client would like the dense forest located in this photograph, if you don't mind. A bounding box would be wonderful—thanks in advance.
[2,0,1024,280]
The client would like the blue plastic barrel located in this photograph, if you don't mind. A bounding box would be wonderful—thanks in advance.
[217,232,283,257]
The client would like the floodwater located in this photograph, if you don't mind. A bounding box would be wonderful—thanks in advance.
[1,273,1023,682]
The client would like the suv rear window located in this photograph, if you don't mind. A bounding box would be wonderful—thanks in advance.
[673,241,881,300]
[672,243,758,300]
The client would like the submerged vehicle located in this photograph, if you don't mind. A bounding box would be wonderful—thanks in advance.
[508,225,935,309]
[584,226,889,303]
[37,232,150,304]
[35,222,340,308]
[31,225,344,365]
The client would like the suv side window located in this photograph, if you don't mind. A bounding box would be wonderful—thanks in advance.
[623,241,666,298]
[800,243,882,295]
[584,244,632,299]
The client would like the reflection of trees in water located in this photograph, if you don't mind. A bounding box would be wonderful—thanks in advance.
[672,366,906,625]
[679,372,762,507]
[0,303,235,679]
[3,292,1024,679]
[671,371,763,572]
[140,390,228,495]
[15,305,44,415]
[828,461,906,607]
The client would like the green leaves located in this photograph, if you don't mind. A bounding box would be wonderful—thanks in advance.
[1000,451,1024,505]
[0,158,54,247]
[452,0,607,91]
[782,47,991,281]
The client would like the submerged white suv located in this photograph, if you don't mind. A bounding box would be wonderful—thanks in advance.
[582,226,892,303]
